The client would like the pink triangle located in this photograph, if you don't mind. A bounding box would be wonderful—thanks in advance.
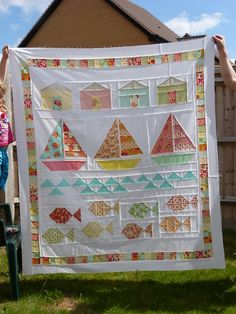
[151,115,174,154]
[151,114,195,155]
[172,116,196,152]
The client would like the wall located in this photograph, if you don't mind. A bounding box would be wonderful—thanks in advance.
[26,0,150,48]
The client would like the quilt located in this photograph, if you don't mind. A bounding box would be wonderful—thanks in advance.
[10,37,225,274]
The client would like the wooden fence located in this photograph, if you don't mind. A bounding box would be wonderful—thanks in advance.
[215,65,236,229]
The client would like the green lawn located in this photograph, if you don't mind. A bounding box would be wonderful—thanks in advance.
[0,230,235,314]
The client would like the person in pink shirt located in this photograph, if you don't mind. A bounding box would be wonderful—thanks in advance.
[0,46,14,191]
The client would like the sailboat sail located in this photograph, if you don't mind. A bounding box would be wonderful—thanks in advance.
[63,123,87,158]
[41,121,64,160]
[151,114,196,165]
[119,119,143,156]
[41,119,87,171]
[95,119,120,159]
[152,114,195,155]
[151,114,174,155]
[172,116,195,152]
[95,118,143,170]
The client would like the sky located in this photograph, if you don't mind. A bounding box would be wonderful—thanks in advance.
[0,0,235,60]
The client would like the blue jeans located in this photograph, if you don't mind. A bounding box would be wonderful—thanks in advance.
[0,147,9,190]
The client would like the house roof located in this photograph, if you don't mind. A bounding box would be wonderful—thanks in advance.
[18,0,179,47]
[107,0,178,42]
[121,80,147,89]
[178,33,206,41]
[82,83,108,91]
[159,77,186,86]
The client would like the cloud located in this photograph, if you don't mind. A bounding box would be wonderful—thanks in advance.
[0,0,53,14]
[165,12,226,36]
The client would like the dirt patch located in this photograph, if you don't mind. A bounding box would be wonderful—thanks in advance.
[55,297,98,313]
[56,297,77,311]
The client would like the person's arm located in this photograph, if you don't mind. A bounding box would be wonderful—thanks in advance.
[213,35,236,91]
[0,46,9,82]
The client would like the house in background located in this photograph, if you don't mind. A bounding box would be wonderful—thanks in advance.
[18,0,179,48]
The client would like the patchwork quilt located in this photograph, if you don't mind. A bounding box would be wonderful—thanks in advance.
[10,37,225,274]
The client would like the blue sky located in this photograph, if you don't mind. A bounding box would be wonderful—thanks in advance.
[0,0,235,59]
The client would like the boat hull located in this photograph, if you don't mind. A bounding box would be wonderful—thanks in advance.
[152,153,194,166]
[96,158,141,170]
[42,160,86,171]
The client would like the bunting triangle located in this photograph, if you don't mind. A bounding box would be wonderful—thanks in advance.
[136,175,149,183]
[41,179,55,188]
[113,184,127,192]
[81,186,95,194]
[182,171,197,180]
[121,176,135,184]
[49,188,63,195]
[160,181,173,189]
[144,182,157,190]
[152,173,164,181]
[89,178,103,186]
[57,178,70,187]
[105,178,119,185]
[73,178,87,186]
[97,186,111,194]
[167,173,181,181]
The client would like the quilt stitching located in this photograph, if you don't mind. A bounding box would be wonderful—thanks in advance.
[18,46,214,266]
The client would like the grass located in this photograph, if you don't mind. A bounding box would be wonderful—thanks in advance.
[0,230,235,314]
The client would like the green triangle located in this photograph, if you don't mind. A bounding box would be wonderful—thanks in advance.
[97,185,111,194]
[121,176,135,184]
[66,229,74,242]
[152,173,164,181]
[182,171,197,180]
[160,181,173,189]
[167,173,181,181]
[57,178,70,187]
[73,178,87,186]
[81,186,95,194]
[41,179,55,188]
[89,178,103,186]
[104,178,119,185]
[113,184,127,192]
[49,188,63,195]
[136,175,149,183]
[144,182,157,190]
[152,202,159,215]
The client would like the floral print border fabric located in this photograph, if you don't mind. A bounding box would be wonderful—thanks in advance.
[10,37,225,274]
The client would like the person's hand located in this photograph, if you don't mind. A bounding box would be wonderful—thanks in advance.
[2,46,9,60]
[212,35,225,52]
